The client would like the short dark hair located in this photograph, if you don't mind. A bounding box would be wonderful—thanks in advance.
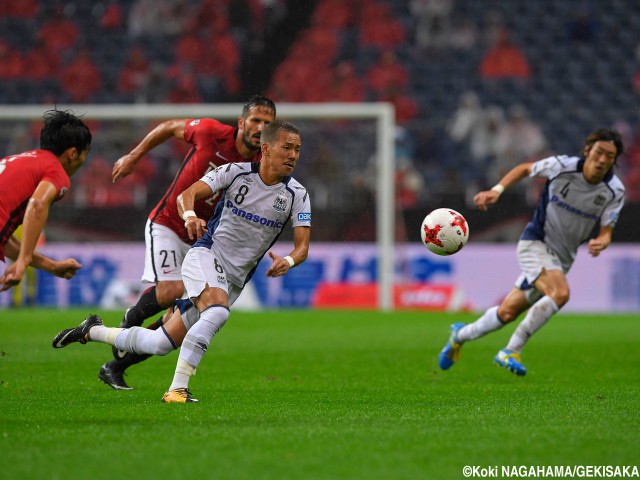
[261,120,300,145]
[40,109,92,155]
[584,128,624,160]
[241,95,276,118]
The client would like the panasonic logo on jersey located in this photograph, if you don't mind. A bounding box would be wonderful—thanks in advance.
[550,195,599,221]
[226,200,284,228]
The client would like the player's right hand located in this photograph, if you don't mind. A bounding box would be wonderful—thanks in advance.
[184,216,208,240]
[112,154,137,182]
[473,190,500,211]
[0,261,26,291]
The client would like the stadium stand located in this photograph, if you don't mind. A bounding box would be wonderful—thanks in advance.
[1,0,639,241]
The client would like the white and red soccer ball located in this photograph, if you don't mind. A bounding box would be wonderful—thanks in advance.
[420,208,469,256]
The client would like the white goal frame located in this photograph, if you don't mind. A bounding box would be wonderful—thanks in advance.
[0,103,396,310]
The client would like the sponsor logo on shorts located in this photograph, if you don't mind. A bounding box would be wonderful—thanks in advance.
[217,275,226,283]
[298,212,311,221]
[226,200,284,229]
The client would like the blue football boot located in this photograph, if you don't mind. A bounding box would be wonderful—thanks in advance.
[438,322,466,370]
[494,348,527,376]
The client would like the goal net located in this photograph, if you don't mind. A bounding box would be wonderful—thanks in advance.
[0,103,396,310]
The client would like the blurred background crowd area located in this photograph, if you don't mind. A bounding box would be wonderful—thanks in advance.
[1,0,640,243]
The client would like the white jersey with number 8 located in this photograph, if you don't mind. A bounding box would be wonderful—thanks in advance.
[192,162,311,287]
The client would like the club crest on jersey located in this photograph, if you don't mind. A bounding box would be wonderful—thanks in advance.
[594,194,606,206]
[273,196,288,213]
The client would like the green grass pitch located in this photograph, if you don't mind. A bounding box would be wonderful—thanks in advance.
[1,308,638,479]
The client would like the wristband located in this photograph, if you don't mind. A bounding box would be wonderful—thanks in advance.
[490,184,505,195]
[182,210,196,221]
[284,255,295,267]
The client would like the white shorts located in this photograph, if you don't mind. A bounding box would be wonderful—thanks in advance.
[514,239,567,292]
[180,246,243,306]
[142,220,191,283]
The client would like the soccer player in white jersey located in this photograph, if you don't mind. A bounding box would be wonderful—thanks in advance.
[53,121,311,403]
[438,128,625,376]
[100,95,275,390]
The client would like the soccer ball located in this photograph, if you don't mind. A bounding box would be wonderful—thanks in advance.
[420,208,469,256]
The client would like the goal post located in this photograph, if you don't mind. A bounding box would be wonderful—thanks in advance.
[0,103,396,310]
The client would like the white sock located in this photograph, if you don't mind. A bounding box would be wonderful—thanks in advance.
[88,325,124,345]
[457,306,504,342]
[506,296,559,353]
[169,305,230,391]
[169,358,196,391]
[113,326,175,355]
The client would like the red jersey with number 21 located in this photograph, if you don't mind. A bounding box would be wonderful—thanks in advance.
[149,118,262,244]
[0,149,70,260]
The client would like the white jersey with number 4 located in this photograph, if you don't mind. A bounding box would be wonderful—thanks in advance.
[521,155,625,266]
[193,162,311,286]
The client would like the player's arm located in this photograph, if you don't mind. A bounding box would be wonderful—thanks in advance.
[474,161,534,211]
[266,226,310,278]
[4,236,82,282]
[112,119,188,182]
[1,181,81,290]
[587,225,613,257]
[177,180,212,241]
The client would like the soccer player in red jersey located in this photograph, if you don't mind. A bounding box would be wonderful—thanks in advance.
[0,109,92,291]
[99,95,276,390]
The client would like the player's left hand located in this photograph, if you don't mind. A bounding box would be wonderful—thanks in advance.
[265,251,291,278]
[50,258,83,279]
[587,237,610,257]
